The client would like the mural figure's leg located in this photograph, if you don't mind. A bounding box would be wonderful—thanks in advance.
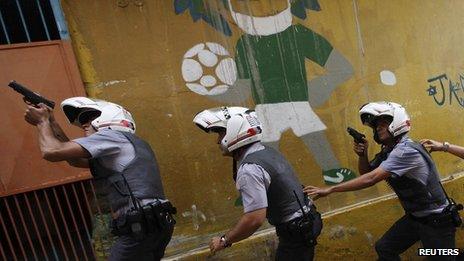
[285,102,356,185]
[300,130,356,185]
[300,130,339,170]
[300,130,356,209]
[255,104,285,150]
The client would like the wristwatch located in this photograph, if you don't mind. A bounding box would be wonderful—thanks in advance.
[443,141,450,152]
[220,234,232,248]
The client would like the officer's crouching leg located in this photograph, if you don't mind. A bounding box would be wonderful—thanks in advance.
[375,237,400,261]
[108,222,174,261]
[276,241,314,261]
[374,215,418,261]
[108,203,176,261]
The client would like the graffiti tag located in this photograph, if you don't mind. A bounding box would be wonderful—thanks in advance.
[427,73,464,107]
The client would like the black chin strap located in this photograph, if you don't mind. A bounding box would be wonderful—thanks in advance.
[232,159,237,182]
[373,129,381,144]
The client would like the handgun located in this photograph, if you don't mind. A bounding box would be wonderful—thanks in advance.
[7,81,55,108]
[347,127,365,143]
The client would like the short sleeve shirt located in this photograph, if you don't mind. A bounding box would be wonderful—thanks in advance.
[73,129,135,172]
[236,143,271,213]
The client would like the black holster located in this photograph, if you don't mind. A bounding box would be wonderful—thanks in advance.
[275,206,322,247]
[444,198,463,227]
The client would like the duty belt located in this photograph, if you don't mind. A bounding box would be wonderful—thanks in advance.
[111,201,176,238]
[409,211,453,226]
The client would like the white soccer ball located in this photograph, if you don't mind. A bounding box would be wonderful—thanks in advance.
[181,42,237,95]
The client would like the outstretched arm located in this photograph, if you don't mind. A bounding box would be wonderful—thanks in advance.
[308,49,354,107]
[304,167,390,200]
[421,139,464,159]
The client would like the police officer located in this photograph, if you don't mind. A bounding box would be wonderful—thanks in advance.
[193,106,322,260]
[24,97,175,261]
[304,101,457,261]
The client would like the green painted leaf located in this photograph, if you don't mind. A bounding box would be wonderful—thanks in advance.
[174,0,191,14]
[203,9,232,36]
[192,0,206,14]
[291,0,307,19]
[304,0,321,11]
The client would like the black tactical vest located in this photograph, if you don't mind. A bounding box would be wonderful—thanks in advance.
[241,146,305,225]
[371,141,447,214]
[89,131,166,212]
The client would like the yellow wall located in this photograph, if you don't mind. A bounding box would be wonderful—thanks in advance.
[61,0,464,258]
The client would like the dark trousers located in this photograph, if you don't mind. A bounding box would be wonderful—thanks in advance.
[109,223,174,261]
[375,214,456,261]
[276,237,315,261]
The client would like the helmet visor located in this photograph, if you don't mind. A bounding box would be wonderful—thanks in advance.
[78,110,102,125]
[360,113,376,127]
[361,114,393,128]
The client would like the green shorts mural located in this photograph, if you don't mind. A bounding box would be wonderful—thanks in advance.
[176,0,356,185]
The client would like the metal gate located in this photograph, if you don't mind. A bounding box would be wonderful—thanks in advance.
[0,180,99,260]
[0,0,103,260]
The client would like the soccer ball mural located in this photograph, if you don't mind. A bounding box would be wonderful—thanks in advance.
[181,42,237,95]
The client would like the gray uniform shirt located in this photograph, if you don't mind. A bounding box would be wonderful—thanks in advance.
[379,135,448,217]
[236,142,270,213]
[73,129,135,172]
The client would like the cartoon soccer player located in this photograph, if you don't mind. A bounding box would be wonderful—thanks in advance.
[176,0,355,184]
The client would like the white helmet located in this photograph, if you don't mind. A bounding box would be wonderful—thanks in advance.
[61,97,136,133]
[193,106,263,153]
[359,101,410,137]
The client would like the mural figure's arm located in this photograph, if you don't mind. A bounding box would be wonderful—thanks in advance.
[307,49,354,107]
[207,78,252,104]
[297,25,353,107]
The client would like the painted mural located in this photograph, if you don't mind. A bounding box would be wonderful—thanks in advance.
[176,0,356,185]
[60,0,464,258]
